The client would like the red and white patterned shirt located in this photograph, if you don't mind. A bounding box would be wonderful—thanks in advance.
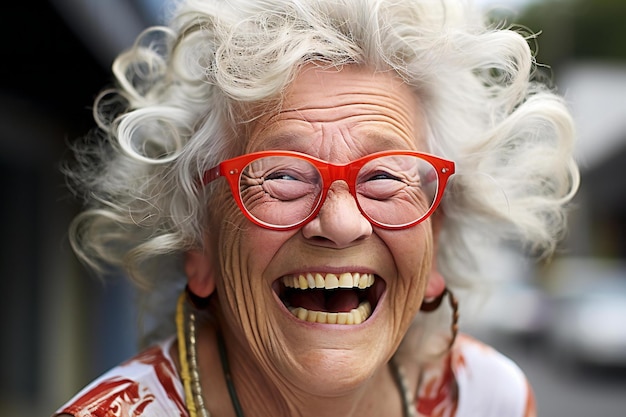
[53,334,536,417]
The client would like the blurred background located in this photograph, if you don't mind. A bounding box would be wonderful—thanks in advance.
[1,0,625,416]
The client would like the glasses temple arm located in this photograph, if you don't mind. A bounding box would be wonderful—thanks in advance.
[202,165,222,185]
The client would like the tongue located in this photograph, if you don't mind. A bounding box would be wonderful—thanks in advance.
[289,289,360,312]
[326,290,359,312]
[290,290,325,311]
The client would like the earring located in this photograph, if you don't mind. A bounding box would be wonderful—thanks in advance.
[185,285,212,310]
[420,288,459,350]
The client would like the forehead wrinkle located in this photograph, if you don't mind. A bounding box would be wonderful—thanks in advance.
[309,123,370,162]
[284,88,419,128]
[266,106,418,143]
[247,107,424,154]
[245,68,427,154]
[282,87,413,111]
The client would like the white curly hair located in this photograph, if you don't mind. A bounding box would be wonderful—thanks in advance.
[65,0,579,345]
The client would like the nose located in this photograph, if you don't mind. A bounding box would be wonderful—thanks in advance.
[301,181,373,247]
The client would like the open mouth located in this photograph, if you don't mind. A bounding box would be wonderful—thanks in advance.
[276,272,384,325]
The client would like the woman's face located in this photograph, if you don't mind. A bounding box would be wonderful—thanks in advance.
[192,64,437,395]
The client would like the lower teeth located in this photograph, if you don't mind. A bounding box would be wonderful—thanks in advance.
[288,300,372,324]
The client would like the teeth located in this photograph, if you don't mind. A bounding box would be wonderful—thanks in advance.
[314,273,325,288]
[281,273,377,324]
[282,272,375,290]
[289,301,373,325]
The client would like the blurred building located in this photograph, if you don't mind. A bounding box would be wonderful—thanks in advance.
[561,62,626,260]
[0,1,157,415]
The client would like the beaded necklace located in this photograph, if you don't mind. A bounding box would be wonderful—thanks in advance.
[176,292,416,417]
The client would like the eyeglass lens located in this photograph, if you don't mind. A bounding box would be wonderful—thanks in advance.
[238,155,439,228]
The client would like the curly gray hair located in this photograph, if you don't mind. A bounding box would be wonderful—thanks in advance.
[65,0,579,344]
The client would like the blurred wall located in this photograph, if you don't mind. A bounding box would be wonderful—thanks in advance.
[0,1,150,415]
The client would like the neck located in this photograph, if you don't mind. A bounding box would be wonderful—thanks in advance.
[207,323,410,417]
[177,295,415,417]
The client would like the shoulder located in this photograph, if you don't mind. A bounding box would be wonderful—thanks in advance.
[451,334,536,417]
[51,337,188,417]
[416,333,535,417]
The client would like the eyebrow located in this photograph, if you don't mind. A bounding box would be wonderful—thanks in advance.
[256,132,304,150]
[358,128,417,150]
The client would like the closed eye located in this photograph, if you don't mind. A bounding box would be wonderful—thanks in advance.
[364,171,403,182]
[266,172,299,181]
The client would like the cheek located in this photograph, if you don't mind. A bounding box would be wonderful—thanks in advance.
[215,225,304,362]
[214,226,257,339]
[214,213,291,327]
[208,189,252,314]
[385,224,434,305]
[207,184,239,234]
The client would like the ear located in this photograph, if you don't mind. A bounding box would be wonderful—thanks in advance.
[425,267,446,299]
[184,249,216,298]
[425,211,446,299]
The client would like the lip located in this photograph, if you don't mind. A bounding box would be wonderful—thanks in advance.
[272,272,387,325]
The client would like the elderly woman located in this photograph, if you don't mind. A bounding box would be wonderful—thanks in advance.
[53,0,579,416]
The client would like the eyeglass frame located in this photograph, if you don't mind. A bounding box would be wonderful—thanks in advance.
[202,149,455,231]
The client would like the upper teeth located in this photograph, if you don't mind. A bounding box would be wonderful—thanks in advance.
[282,272,375,290]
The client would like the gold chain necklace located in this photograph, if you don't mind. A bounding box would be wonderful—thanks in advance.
[176,292,416,417]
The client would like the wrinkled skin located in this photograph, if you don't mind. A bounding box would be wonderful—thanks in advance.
[183,64,445,417]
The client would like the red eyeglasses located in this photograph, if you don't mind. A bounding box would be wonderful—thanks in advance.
[203,150,455,230]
